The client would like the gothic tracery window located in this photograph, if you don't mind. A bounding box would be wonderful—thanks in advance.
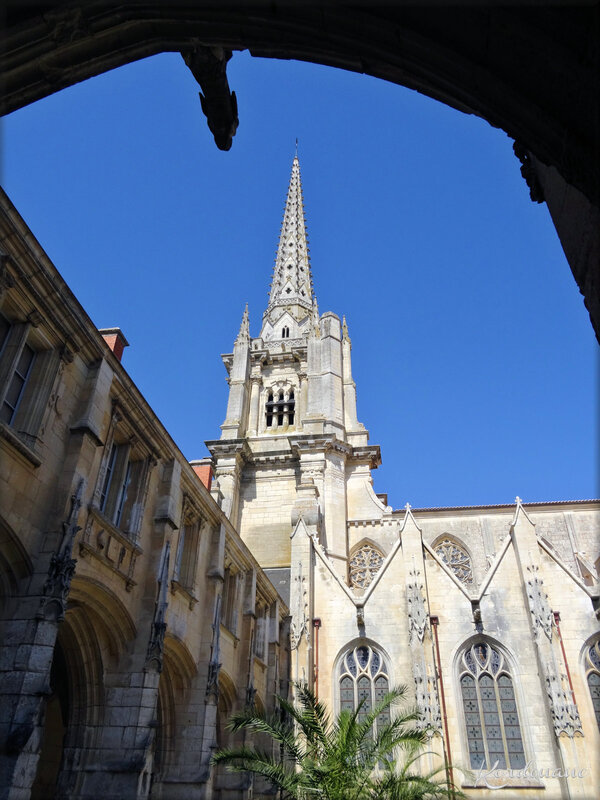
[339,644,390,732]
[585,639,600,731]
[459,642,525,770]
[349,543,384,589]
[434,538,473,583]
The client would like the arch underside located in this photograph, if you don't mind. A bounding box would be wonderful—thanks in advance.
[1,3,598,338]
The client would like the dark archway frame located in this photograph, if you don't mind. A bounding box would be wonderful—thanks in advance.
[1,3,598,338]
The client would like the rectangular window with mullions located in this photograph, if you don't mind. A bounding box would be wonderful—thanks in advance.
[1,342,35,424]
[98,441,146,536]
[173,517,201,593]
[0,311,62,446]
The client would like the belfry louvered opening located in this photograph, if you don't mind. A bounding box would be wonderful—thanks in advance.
[265,388,295,429]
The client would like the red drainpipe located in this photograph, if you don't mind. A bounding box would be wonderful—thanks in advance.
[430,615,454,794]
[313,618,321,698]
[553,611,577,705]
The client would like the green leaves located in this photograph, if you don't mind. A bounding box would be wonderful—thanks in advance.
[211,682,462,800]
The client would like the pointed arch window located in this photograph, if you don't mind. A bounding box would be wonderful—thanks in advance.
[434,537,473,583]
[585,639,600,731]
[349,543,384,589]
[339,645,390,732]
[459,642,525,770]
[282,326,290,338]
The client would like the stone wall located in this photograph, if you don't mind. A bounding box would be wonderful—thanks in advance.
[0,187,290,800]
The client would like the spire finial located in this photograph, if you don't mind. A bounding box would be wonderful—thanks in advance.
[236,303,250,344]
[295,137,298,158]
[342,315,350,343]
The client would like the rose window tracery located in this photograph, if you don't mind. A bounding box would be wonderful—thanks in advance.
[349,544,384,589]
[434,538,473,583]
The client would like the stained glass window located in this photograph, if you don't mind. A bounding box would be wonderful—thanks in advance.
[434,538,473,583]
[338,644,389,734]
[459,642,525,770]
[349,544,384,588]
[585,639,600,731]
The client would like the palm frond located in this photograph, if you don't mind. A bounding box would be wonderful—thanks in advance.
[226,707,306,762]
[213,681,461,800]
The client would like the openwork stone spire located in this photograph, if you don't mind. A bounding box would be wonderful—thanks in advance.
[265,155,315,320]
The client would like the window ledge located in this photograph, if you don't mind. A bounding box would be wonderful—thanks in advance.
[220,623,240,648]
[253,654,268,671]
[170,579,198,610]
[463,774,545,790]
[0,421,42,467]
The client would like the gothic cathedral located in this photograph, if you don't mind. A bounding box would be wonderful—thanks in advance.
[0,156,598,800]
[208,156,600,796]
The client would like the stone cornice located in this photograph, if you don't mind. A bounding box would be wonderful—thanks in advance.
[349,445,381,468]
[205,438,252,462]
[249,347,306,367]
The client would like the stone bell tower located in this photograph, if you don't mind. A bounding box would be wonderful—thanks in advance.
[206,155,382,582]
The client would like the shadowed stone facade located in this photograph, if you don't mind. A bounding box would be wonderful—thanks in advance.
[0,187,290,800]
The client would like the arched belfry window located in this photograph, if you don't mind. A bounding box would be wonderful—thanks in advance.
[349,543,384,589]
[265,387,295,430]
[459,642,525,770]
[434,537,473,583]
[282,326,290,338]
[339,644,390,732]
[585,639,600,731]
[265,392,274,427]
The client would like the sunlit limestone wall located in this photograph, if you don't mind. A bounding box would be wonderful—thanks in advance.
[288,499,600,800]
[238,461,298,568]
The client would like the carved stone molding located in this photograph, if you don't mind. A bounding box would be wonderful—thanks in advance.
[513,141,545,203]
[290,560,309,650]
[206,594,222,701]
[413,659,442,734]
[525,564,553,640]
[181,44,238,151]
[0,253,15,299]
[545,663,583,738]
[407,568,428,644]
[145,541,170,673]
[37,479,84,621]
[78,506,141,591]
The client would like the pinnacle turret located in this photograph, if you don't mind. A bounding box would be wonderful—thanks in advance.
[263,156,315,324]
[236,303,250,344]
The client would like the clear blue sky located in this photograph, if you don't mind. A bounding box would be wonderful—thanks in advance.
[2,51,597,509]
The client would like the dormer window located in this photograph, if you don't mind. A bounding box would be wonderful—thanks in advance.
[282,326,290,338]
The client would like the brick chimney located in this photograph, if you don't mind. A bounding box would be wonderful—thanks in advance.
[190,458,213,491]
[99,327,129,362]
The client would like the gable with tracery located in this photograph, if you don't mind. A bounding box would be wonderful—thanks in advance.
[349,541,385,589]
[433,536,473,584]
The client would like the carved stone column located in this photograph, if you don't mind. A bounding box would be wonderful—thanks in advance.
[247,376,262,436]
